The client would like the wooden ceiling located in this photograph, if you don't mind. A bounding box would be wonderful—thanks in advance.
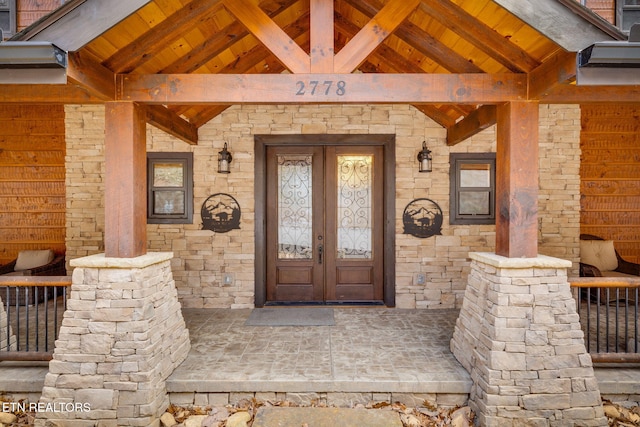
[9,0,634,145]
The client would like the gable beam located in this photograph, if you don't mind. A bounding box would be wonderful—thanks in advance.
[146,106,199,145]
[412,105,457,128]
[67,51,115,101]
[0,84,103,103]
[310,0,334,73]
[334,0,420,73]
[527,49,577,99]
[446,105,496,146]
[344,0,483,74]
[335,13,423,73]
[172,13,309,126]
[419,0,539,73]
[223,0,310,73]
[120,73,526,104]
[104,0,224,73]
[159,0,299,75]
[67,51,198,144]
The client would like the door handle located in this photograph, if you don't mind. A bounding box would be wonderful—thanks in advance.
[318,244,323,264]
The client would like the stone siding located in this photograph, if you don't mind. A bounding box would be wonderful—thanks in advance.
[36,254,190,426]
[65,104,581,309]
[451,253,606,427]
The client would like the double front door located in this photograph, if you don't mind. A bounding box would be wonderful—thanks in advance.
[266,144,384,304]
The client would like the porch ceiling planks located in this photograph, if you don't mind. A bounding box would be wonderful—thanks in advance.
[418,0,540,73]
[7,0,631,144]
[223,0,311,73]
[102,0,226,74]
[333,0,421,73]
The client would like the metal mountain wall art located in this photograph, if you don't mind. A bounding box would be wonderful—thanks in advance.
[201,193,241,233]
[403,198,443,238]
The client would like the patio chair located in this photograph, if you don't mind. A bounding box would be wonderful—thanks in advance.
[579,234,640,303]
[0,249,66,305]
[579,234,640,278]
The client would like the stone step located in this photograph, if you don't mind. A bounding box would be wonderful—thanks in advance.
[252,407,403,427]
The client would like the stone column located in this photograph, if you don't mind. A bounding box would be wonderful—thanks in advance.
[451,252,607,427]
[0,299,16,351]
[36,253,190,427]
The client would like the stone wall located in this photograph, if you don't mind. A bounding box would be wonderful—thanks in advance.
[65,104,581,309]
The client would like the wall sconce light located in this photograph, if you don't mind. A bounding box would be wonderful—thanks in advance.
[417,141,432,173]
[218,143,232,174]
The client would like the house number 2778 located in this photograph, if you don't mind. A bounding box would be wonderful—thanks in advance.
[295,80,346,96]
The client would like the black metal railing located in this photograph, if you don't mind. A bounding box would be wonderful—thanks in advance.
[571,277,640,363]
[0,276,71,361]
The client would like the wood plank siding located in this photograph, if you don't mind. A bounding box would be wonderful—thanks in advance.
[16,0,62,31]
[580,104,640,264]
[0,105,66,264]
[582,0,616,24]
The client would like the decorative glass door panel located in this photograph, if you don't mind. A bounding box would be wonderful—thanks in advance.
[277,155,313,260]
[336,155,373,260]
[266,145,383,303]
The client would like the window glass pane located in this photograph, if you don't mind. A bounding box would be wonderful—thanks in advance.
[154,190,185,215]
[153,162,184,187]
[460,163,491,187]
[624,0,640,6]
[459,191,490,215]
[337,155,372,259]
[277,155,313,259]
[0,12,9,32]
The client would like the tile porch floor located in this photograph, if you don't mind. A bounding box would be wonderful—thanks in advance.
[1,307,638,404]
[167,307,471,395]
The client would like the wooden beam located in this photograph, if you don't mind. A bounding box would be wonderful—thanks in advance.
[146,105,198,145]
[335,13,424,73]
[310,0,334,73]
[104,0,224,73]
[0,84,103,103]
[67,51,115,101]
[119,73,527,104]
[447,105,496,146]
[188,105,232,128]
[160,0,299,74]
[344,0,483,73]
[334,0,420,73]
[104,102,147,258]
[527,49,576,99]
[412,105,457,128]
[20,0,153,52]
[334,13,460,128]
[68,52,200,144]
[177,14,308,126]
[495,101,539,258]
[419,0,539,73]
[536,84,640,103]
[223,0,310,73]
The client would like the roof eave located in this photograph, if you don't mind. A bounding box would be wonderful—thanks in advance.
[493,0,626,52]
[11,0,153,52]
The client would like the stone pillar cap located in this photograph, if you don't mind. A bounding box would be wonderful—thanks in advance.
[70,252,174,269]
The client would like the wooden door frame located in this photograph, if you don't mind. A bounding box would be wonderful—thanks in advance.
[254,134,396,307]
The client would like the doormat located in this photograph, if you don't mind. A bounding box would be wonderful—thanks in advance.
[245,307,335,326]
